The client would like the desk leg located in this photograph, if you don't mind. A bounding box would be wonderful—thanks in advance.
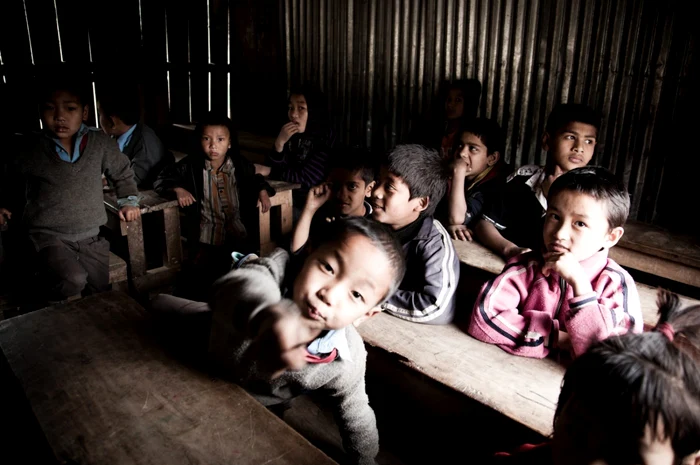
[163,207,182,268]
[280,199,293,235]
[259,208,273,256]
[121,217,147,278]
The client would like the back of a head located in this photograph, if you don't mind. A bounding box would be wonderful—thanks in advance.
[331,145,377,186]
[386,144,447,216]
[459,117,504,155]
[321,217,406,299]
[555,290,700,462]
[548,166,630,228]
[37,73,90,108]
[545,103,601,136]
[99,85,141,126]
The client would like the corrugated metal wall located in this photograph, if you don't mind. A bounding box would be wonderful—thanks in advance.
[281,0,697,222]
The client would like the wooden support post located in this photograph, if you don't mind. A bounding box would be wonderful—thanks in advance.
[163,207,182,268]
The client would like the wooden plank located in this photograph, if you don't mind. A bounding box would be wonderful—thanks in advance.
[281,201,293,236]
[268,180,302,194]
[0,292,337,465]
[609,245,700,289]
[123,216,147,277]
[617,221,700,269]
[108,252,128,284]
[163,206,183,268]
[259,208,273,256]
[358,314,563,437]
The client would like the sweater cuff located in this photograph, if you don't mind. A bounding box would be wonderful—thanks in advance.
[117,195,141,208]
[568,292,598,315]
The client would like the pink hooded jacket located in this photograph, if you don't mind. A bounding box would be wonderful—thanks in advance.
[468,249,643,358]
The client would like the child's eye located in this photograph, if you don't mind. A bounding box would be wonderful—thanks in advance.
[470,146,479,153]
[548,213,560,221]
[575,221,587,228]
[299,107,307,112]
[347,183,358,191]
[319,260,334,274]
[387,184,395,192]
[67,106,78,111]
[218,138,225,142]
[351,290,364,302]
[585,139,594,144]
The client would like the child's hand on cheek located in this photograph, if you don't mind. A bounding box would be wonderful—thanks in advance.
[253,302,323,379]
[275,122,300,152]
[542,252,593,296]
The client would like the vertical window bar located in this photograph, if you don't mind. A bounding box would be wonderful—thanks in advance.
[0,48,6,84]
[226,0,231,119]
[137,0,144,46]
[187,20,193,122]
[22,0,35,65]
[164,8,171,111]
[88,30,98,126]
[206,0,212,112]
[52,0,64,62]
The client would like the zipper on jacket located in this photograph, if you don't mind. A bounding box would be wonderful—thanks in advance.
[554,276,567,320]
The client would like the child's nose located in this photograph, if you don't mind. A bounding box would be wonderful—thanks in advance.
[316,286,335,307]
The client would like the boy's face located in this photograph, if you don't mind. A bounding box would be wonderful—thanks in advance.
[200,125,231,162]
[288,94,308,133]
[41,91,88,141]
[456,131,499,181]
[371,168,427,230]
[293,233,393,330]
[543,122,597,173]
[445,89,464,120]
[330,168,375,217]
[543,190,623,261]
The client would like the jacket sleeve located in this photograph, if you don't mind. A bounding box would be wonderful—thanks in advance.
[102,135,139,200]
[235,153,276,197]
[565,266,643,357]
[326,337,379,465]
[267,144,330,190]
[153,156,186,198]
[383,222,459,325]
[468,256,556,359]
[129,126,166,188]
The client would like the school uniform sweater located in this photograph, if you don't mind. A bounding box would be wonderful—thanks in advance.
[17,131,138,242]
[468,249,643,358]
[208,248,379,465]
[382,216,460,325]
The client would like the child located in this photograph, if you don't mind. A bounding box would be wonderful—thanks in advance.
[371,144,460,325]
[153,217,407,465]
[408,79,481,159]
[491,290,700,465]
[98,86,168,189]
[154,112,274,299]
[264,84,335,218]
[445,118,511,242]
[469,167,643,358]
[474,103,600,258]
[290,146,376,254]
[0,77,140,303]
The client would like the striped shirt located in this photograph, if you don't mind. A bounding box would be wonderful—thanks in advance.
[199,158,247,246]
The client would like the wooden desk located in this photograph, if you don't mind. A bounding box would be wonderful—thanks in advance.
[105,190,182,292]
[0,292,336,465]
[358,313,563,437]
[260,180,301,256]
[610,220,700,288]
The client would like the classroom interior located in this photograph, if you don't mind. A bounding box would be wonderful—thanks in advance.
[0,1,699,464]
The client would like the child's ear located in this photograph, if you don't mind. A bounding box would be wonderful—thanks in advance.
[487,151,500,166]
[353,305,382,327]
[413,196,430,213]
[604,226,624,249]
[365,181,376,197]
[542,132,551,152]
[82,105,89,122]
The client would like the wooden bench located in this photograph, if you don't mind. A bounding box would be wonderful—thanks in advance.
[609,220,700,289]
[0,291,336,465]
[104,190,183,293]
[451,239,700,329]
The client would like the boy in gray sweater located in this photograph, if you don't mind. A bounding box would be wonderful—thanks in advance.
[0,78,140,303]
[153,217,406,465]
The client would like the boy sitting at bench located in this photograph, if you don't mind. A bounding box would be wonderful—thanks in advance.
[371,144,460,325]
[153,217,406,465]
[474,103,600,258]
[468,167,643,358]
[291,146,376,254]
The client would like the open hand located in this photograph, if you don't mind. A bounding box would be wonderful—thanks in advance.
[173,187,196,208]
[274,122,300,152]
[257,190,271,213]
[448,224,473,242]
[119,205,141,222]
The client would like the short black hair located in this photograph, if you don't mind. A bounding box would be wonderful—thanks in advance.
[385,144,447,217]
[548,166,630,228]
[99,86,140,125]
[324,217,406,301]
[545,103,601,136]
[554,290,700,462]
[37,74,90,107]
[330,146,377,186]
[457,118,504,155]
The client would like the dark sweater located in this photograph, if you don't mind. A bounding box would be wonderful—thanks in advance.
[17,130,138,241]
[122,123,169,189]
